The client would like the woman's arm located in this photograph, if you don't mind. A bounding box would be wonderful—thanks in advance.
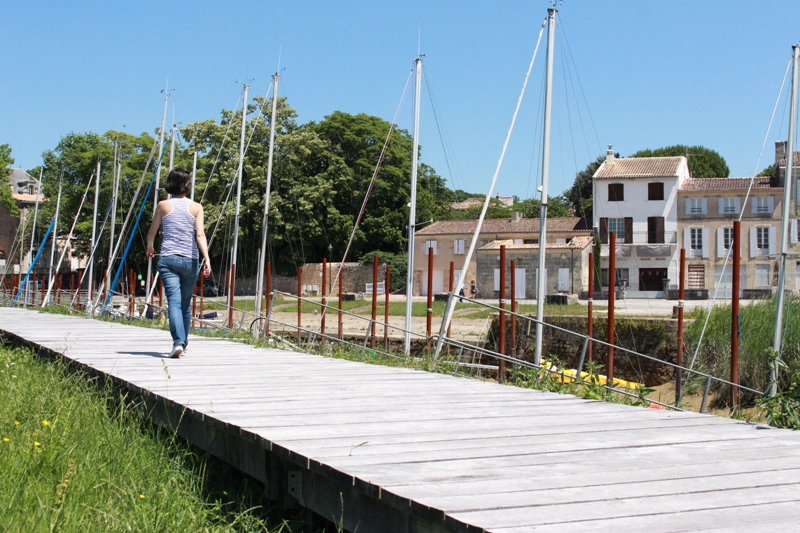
[194,204,212,277]
[146,201,168,258]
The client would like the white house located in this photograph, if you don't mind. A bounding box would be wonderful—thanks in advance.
[592,147,689,298]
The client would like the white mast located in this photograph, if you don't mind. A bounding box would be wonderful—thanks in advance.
[145,83,171,306]
[169,125,177,172]
[28,167,44,265]
[230,84,249,295]
[404,57,423,356]
[255,73,280,318]
[108,142,119,274]
[48,179,63,299]
[191,139,197,201]
[770,43,800,396]
[87,160,100,302]
[533,7,557,366]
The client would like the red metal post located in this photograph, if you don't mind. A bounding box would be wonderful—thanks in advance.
[499,245,506,380]
[426,247,434,349]
[158,279,163,310]
[297,266,303,339]
[227,265,236,329]
[75,274,80,309]
[128,269,134,320]
[588,251,594,362]
[338,268,343,340]
[384,265,391,348]
[731,220,741,408]
[266,262,271,336]
[448,261,454,339]
[199,271,205,325]
[371,255,378,349]
[321,258,327,337]
[607,232,616,385]
[676,248,686,404]
[192,277,198,330]
[40,274,46,306]
[511,259,517,358]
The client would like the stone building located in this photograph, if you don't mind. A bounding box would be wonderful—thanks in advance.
[1,169,44,274]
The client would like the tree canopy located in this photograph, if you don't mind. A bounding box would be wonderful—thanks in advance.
[563,154,608,223]
[0,144,18,217]
[629,145,729,178]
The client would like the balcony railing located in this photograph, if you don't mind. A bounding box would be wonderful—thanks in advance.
[599,231,678,245]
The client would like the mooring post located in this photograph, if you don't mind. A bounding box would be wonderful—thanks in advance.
[384,264,391,349]
[57,274,62,305]
[75,274,80,310]
[228,264,236,329]
[499,245,506,380]
[731,220,741,409]
[40,274,46,306]
[588,252,594,362]
[426,247,434,350]
[321,258,327,337]
[192,277,198,330]
[297,266,303,341]
[266,262,271,336]
[372,255,378,349]
[448,261,454,339]
[159,278,163,310]
[338,268,343,340]
[511,259,517,358]
[608,232,616,386]
[199,271,205,325]
[676,248,686,406]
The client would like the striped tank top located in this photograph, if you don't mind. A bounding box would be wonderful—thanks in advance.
[161,198,198,259]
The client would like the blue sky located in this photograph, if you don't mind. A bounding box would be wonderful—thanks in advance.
[3,1,800,199]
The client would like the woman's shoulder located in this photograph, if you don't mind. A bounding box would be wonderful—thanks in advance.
[188,201,204,216]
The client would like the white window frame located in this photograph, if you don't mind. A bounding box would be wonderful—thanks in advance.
[690,228,703,255]
[723,227,733,251]
[688,197,706,215]
[756,227,769,255]
[722,197,737,214]
[608,217,625,236]
[424,240,438,256]
[453,239,465,255]
[755,264,770,287]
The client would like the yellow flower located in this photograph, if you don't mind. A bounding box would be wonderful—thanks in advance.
[14,421,19,426]
[3,438,9,442]
[41,420,50,427]
[32,431,38,437]
[33,441,40,447]
[139,494,145,499]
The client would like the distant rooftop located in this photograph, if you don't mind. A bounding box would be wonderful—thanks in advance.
[594,156,686,179]
[416,217,590,236]
[680,177,777,191]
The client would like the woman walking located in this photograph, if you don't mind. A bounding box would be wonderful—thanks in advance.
[146,168,211,358]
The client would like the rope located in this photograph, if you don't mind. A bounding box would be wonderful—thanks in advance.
[688,56,792,373]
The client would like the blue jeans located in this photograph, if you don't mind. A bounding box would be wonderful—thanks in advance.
[157,255,198,349]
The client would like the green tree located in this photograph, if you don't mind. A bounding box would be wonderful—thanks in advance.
[0,144,19,217]
[758,164,776,179]
[630,145,729,178]
[513,196,573,219]
[563,154,608,223]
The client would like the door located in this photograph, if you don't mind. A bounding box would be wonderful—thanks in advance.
[515,268,526,298]
[557,268,570,293]
[639,268,668,291]
[421,270,444,296]
[715,265,745,297]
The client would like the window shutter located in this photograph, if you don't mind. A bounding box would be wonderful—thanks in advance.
[735,197,741,214]
[683,228,691,250]
[685,198,691,215]
[716,227,724,258]
[791,219,799,244]
[749,227,757,258]
[717,197,724,214]
[701,198,708,214]
[768,196,775,213]
[701,228,709,258]
[751,197,758,213]
[493,269,500,291]
[454,240,458,254]
[599,218,608,244]
[624,218,633,243]
[769,226,777,256]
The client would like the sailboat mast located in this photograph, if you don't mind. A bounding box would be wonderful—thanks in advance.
[770,43,799,395]
[255,73,280,318]
[533,8,556,366]
[87,160,100,302]
[108,141,119,273]
[48,179,63,299]
[145,85,171,307]
[404,57,423,356]
[191,140,197,201]
[229,84,249,315]
[28,168,44,262]
[169,125,177,172]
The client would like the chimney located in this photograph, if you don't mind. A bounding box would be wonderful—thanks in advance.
[511,211,521,223]
[776,141,787,187]
[606,144,615,163]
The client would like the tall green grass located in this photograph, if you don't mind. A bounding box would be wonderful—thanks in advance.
[684,296,800,403]
[0,341,291,532]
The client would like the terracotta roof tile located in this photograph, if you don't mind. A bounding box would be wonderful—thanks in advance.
[594,156,685,179]
[680,177,777,191]
[415,217,591,236]
[477,235,594,251]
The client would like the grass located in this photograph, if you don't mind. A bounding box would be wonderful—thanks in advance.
[685,295,800,406]
[0,340,294,532]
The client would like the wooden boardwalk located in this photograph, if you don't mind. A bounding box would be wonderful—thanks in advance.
[2,307,800,532]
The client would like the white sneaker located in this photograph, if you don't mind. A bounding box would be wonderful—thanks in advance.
[169,345,184,358]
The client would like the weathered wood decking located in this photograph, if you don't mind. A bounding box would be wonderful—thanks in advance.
[2,307,800,532]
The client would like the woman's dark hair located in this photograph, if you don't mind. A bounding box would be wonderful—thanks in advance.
[165,168,192,196]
